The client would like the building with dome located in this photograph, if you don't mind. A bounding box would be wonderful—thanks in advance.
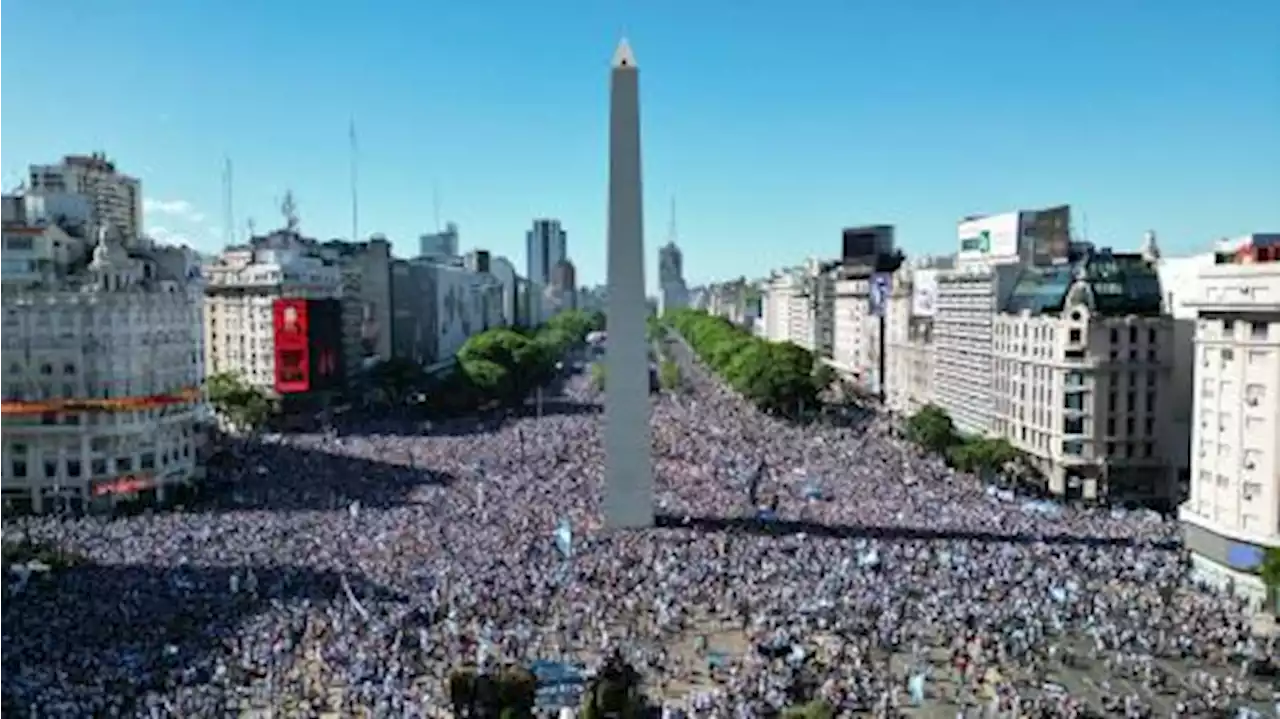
[1,224,204,513]
[988,243,1174,506]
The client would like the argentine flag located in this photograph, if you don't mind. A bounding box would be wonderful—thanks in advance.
[554,518,573,559]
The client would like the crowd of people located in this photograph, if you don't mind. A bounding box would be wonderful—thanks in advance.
[3,335,1278,718]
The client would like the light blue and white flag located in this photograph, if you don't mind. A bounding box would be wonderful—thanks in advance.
[908,673,926,705]
[554,518,573,559]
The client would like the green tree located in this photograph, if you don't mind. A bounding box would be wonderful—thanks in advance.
[658,359,681,392]
[905,405,955,453]
[458,329,550,405]
[446,665,537,718]
[667,309,822,417]
[579,655,648,719]
[1260,548,1280,615]
[205,372,275,431]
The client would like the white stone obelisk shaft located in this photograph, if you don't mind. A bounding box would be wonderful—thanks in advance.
[603,39,654,529]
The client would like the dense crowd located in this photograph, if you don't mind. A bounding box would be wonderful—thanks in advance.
[3,337,1278,718]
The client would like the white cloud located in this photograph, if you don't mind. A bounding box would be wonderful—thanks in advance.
[143,198,205,223]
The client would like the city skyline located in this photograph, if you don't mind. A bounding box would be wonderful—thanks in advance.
[3,2,1277,288]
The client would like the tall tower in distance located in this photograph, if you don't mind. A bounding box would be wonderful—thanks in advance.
[603,38,654,529]
[525,218,567,287]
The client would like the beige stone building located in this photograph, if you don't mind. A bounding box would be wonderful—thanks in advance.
[990,248,1173,505]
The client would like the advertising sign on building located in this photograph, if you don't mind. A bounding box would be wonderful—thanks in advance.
[1021,205,1072,266]
[272,298,345,394]
[910,269,939,317]
[869,272,892,317]
[957,212,1021,263]
[305,298,345,392]
[273,298,311,394]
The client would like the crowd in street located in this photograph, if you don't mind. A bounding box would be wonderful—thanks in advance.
[3,337,1278,718]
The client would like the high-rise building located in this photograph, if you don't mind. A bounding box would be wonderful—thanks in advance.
[1156,240,1217,499]
[830,229,903,394]
[27,153,143,244]
[932,208,1066,435]
[990,246,1173,505]
[1,227,204,513]
[932,263,1024,435]
[658,241,689,314]
[602,38,654,529]
[1179,233,1280,610]
[549,258,578,311]
[419,223,459,259]
[526,218,567,287]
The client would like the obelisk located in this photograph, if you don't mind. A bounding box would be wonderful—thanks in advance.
[603,38,654,529]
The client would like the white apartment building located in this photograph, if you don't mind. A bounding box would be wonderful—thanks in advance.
[762,262,830,353]
[203,231,342,391]
[706,280,756,327]
[932,263,1023,435]
[27,154,144,244]
[1178,236,1280,609]
[1157,247,1217,495]
[884,267,939,413]
[831,273,875,387]
[990,247,1173,504]
[1,228,204,513]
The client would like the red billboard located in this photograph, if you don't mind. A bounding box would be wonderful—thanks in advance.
[273,298,311,394]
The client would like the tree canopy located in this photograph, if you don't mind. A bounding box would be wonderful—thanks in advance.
[904,405,1021,478]
[205,372,275,430]
[905,404,955,453]
[666,309,824,417]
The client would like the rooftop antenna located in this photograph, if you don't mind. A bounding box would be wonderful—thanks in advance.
[247,218,257,240]
[667,195,678,242]
[281,190,299,232]
[433,185,443,233]
[349,118,360,242]
[222,156,235,247]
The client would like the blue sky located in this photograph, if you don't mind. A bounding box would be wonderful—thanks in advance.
[3,1,1277,288]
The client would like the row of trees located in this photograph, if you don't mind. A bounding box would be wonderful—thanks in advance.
[904,404,1020,477]
[207,310,605,429]
[665,309,830,417]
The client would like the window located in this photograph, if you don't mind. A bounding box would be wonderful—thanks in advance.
[1110,328,1119,343]
[1106,418,1116,435]
[1126,392,1136,412]
[1062,440,1084,456]
[91,459,107,476]
[1069,328,1081,343]
[1148,328,1157,344]
[1064,417,1084,434]
[43,461,57,478]
[1251,322,1268,340]
[67,460,81,477]
[1143,442,1154,458]
[1144,417,1154,435]
[1126,417,1136,435]
[12,460,27,478]
[39,363,53,375]
[140,453,155,470]
[1129,326,1138,343]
